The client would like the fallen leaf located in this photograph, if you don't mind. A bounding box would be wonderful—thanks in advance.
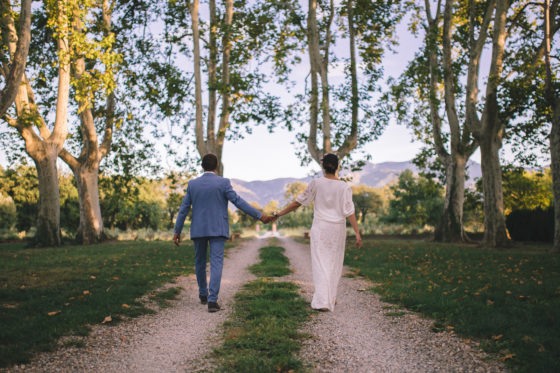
[505,290,512,295]
[446,325,455,330]
[112,277,119,281]
[90,275,96,279]
[120,336,128,342]
[486,299,495,306]
[122,304,130,309]
[500,353,516,362]
[492,334,504,341]
[83,290,91,295]
[101,315,112,324]
[538,344,546,352]
[522,335,534,343]
[19,285,25,290]
[68,297,75,300]
[47,310,61,316]
[64,303,71,306]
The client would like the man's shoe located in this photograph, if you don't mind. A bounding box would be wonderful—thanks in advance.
[208,302,221,313]
[199,295,208,305]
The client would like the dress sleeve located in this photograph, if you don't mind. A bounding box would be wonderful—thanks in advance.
[342,185,355,217]
[296,179,317,206]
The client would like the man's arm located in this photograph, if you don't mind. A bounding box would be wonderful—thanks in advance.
[173,187,192,246]
[224,179,273,223]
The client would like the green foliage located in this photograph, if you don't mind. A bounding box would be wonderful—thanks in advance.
[0,193,16,230]
[500,168,553,214]
[382,170,444,228]
[0,165,38,231]
[0,240,195,368]
[352,184,383,223]
[345,239,560,373]
[506,207,554,242]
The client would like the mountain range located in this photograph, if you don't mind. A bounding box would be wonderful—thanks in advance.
[231,160,482,207]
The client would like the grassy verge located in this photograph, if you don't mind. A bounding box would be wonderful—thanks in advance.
[0,240,195,368]
[344,239,560,373]
[215,245,310,372]
[248,246,292,277]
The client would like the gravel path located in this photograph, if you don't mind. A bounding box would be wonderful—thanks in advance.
[5,238,264,373]
[280,237,507,373]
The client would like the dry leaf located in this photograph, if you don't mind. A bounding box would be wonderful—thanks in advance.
[446,325,455,330]
[122,304,130,309]
[486,299,495,306]
[83,290,91,295]
[538,344,546,352]
[47,310,61,316]
[500,353,516,361]
[120,336,128,342]
[492,334,504,341]
[90,275,96,279]
[101,315,112,324]
[505,290,512,295]
[112,277,119,281]
[19,285,25,290]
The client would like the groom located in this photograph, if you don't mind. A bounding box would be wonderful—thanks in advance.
[173,153,274,312]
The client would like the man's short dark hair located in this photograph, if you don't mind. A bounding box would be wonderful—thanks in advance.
[202,153,218,171]
[322,153,339,174]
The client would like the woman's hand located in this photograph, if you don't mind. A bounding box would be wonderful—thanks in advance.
[355,233,362,249]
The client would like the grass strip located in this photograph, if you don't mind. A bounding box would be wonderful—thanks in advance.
[0,240,196,368]
[344,239,560,373]
[215,245,310,372]
[249,245,291,277]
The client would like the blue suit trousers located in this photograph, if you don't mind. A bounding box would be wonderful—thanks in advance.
[193,237,226,303]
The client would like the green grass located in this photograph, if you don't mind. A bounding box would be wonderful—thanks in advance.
[249,246,292,277]
[344,239,560,373]
[215,244,311,372]
[0,240,195,368]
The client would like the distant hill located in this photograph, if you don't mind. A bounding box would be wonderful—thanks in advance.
[231,160,482,207]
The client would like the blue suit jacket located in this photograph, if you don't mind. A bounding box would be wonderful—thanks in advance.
[174,172,262,239]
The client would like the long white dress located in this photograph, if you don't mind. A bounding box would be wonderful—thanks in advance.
[296,177,355,311]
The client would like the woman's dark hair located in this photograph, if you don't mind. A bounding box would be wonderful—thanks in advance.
[202,153,218,171]
[322,153,338,174]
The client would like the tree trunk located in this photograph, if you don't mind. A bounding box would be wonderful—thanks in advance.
[479,135,508,247]
[0,0,31,117]
[34,144,62,246]
[551,100,560,253]
[435,154,467,241]
[74,164,105,244]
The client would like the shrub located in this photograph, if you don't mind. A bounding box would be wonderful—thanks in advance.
[506,207,554,242]
[0,193,17,230]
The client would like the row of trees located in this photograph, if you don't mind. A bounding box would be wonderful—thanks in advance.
[1,1,559,249]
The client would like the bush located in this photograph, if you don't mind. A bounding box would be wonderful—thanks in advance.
[506,207,554,242]
[0,193,17,230]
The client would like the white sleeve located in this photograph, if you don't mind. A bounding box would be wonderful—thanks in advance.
[342,185,355,217]
[296,179,317,206]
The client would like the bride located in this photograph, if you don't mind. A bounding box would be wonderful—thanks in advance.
[274,153,362,311]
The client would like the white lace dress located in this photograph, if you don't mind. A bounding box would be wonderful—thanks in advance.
[296,177,355,311]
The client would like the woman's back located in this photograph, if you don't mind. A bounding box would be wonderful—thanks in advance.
[297,177,354,224]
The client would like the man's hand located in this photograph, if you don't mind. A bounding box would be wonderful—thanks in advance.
[173,233,181,246]
[260,214,274,224]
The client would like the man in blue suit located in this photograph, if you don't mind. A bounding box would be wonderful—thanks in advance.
[173,153,274,312]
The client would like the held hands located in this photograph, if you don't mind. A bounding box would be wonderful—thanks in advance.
[260,214,277,224]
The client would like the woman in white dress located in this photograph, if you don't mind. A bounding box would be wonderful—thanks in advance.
[274,153,362,311]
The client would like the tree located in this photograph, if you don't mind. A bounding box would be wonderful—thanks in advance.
[351,185,382,223]
[283,181,308,203]
[501,168,552,214]
[281,0,403,167]
[383,169,444,229]
[1,0,72,246]
[0,164,38,231]
[0,0,31,117]
[174,0,281,175]
[58,0,120,244]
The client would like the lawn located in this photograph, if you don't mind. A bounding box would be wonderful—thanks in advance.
[215,245,310,373]
[344,238,560,373]
[0,240,196,368]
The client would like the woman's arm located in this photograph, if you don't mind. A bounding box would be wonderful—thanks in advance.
[347,213,362,248]
[276,200,302,218]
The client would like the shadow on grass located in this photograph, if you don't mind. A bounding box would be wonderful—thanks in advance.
[345,238,560,373]
[0,240,195,368]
